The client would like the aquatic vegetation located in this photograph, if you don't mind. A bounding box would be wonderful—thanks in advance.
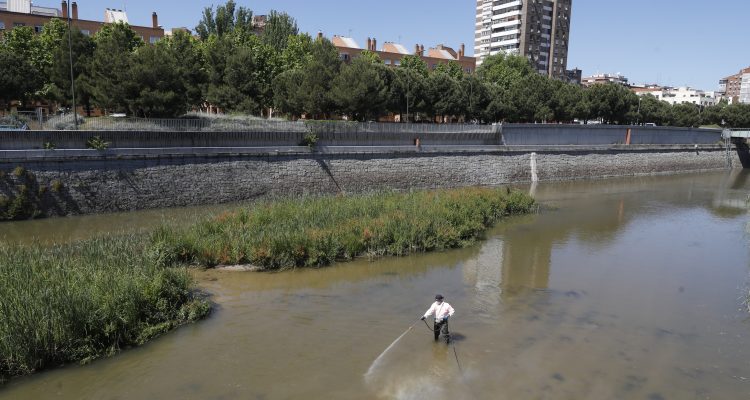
[151,188,535,270]
[0,236,210,382]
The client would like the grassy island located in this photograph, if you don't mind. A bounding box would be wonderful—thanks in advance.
[151,187,535,270]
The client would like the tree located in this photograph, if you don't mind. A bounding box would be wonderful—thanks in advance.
[424,71,463,121]
[477,53,533,90]
[261,10,298,50]
[434,61,464,80]
[721,104,750,128]
[585,83,637,124]
[159,30,207,110]
[279,33,313,71]
[90,23,142,114]
[668,103,701,127]
[0,48,35,107]
[550,80,583,122]
[400,55,429,78]
[219,38,279,114]
[195,0,253,41]
[128,44,186,117]
[506,72,553,122]
[389,66,427,122]
[299,38,341,118]
[48,27,95,114]
[273,68,306,118]
[636,94,670,126]
[331,56,390,121]
[0,26,44,103]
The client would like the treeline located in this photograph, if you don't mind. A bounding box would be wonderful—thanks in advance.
[1,0,749,127]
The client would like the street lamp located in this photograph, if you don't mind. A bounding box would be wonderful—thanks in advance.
[66,1,78,130]
[636,96,642,125]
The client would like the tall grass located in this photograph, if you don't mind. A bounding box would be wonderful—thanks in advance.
[151,188,535,270]
[0,236,209,382]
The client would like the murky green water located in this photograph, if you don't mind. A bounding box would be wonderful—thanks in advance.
[2,171,750,399]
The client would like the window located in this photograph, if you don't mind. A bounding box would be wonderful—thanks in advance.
[13,22,26,27]
[34,25,43,33]
[81,29,90,36]
[339,53,350,61]
[150,36,159,44]
[384,59,391,65]
[0,21,5,30]
[394,59,401,66]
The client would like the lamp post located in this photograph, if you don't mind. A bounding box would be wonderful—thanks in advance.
[636,96,642,125]
[66,1,78,130]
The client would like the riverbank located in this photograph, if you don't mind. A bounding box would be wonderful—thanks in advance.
[150,188,535,270]
[0,236,210,383]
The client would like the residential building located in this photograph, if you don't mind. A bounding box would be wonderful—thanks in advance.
[635,86,717,107]
[564,68,581,85]
[0,0,163,42]
[474,0,573,79]
[581,73,628,87]
[331,34,476,73]
[252,15,267,34]
[719,67,748,103]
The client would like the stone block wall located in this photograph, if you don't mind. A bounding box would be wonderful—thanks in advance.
[0,146,740,218]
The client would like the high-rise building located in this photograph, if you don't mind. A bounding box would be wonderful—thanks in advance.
[474,0,572,79]
[719,67,750,104]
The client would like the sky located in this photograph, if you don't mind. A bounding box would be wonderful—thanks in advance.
[34,0,750,91]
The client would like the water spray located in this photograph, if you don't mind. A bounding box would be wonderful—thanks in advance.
[364,319,420,379]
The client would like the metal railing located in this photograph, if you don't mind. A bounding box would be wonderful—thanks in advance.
[15,115,497,134]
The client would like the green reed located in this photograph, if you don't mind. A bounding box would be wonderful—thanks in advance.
[0,235,209,382]
[151,188,535,270]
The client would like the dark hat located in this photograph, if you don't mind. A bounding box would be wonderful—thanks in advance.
[435,294,444,300]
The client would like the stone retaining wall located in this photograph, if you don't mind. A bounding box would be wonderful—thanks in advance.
[0,145,740,218]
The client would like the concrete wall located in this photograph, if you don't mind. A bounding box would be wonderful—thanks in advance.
[0,145,740,218]
[501,125,721,146]
[0,125,722,150]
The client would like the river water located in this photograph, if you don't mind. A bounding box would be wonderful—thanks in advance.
[2,171,750,399]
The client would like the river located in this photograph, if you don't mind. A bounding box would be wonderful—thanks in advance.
[2,171,750,399]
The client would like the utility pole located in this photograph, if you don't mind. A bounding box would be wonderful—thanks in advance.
[66,1,78,130]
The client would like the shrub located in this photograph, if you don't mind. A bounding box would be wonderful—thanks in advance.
[300,132,319,148]
[43,142,56,150]
[86,136,110,150]
[11,166,25,178]
[50,180,63,193]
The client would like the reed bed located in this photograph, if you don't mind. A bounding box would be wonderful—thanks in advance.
[151,188,535,270]
[0,235,209,382]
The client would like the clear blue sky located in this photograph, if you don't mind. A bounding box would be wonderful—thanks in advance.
[37,0,750,90]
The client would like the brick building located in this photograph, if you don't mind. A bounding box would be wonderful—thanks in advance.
[719,67,750,104]
[0,0,163,42]
[330,34,476,73]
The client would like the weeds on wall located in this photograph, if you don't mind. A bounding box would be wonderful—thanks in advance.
[86,136,110,150]
[0,167,49,221]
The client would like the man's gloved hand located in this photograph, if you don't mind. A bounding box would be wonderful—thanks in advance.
[420,316,426,321]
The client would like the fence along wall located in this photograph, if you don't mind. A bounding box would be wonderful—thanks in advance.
[0,124,723,150]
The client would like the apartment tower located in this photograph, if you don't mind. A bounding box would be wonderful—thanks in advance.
[475,0,572,79]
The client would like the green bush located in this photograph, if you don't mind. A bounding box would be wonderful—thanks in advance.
[50,180,63,193]
[86,136,110,150]
[11,166,25,178]
[152,187,535,270]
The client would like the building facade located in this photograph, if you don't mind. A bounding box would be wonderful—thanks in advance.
[0,0,163,42]
[635,86,717,107]
[718,67,750,104]
[474,0,572,79]
[331,35,476,73]
[581,73,628,87]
